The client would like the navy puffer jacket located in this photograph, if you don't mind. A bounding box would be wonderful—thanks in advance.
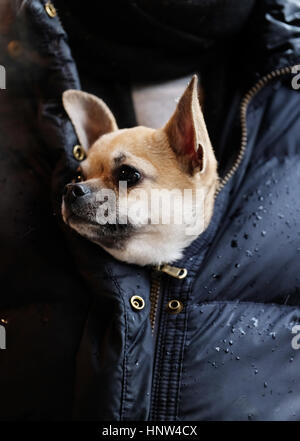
[0,0,299,421]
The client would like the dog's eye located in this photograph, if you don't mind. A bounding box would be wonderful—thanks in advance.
[116,165,141,187]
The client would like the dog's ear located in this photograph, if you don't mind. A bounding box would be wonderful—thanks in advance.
[62,90,118,151]
[164,75,215,175]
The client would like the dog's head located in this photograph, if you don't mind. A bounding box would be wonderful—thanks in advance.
[61,76,218,265]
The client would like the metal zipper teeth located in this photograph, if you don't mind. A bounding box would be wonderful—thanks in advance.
[149,64,296,332]
[149,271,162,333]
[215,65,296,196]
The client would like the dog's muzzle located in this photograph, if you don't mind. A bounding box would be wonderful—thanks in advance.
[63,183,91,205]
[62,182,134,249]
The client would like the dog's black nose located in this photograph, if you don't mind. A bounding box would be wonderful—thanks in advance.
[63,183,90,203]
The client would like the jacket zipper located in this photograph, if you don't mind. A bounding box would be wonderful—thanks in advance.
[215,65,297,195]
[149,64,297,332]
[149,264,188,333]
[149,270,162,334]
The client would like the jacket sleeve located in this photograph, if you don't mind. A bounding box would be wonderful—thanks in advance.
[0,0,90,420]
[0,0,84,303]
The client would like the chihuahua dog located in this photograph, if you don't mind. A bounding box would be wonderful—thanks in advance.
[61,76,218,266]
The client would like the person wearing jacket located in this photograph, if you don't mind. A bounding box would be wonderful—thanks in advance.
[0,0,299,421]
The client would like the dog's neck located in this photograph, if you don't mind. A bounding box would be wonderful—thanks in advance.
[132,75,201,128]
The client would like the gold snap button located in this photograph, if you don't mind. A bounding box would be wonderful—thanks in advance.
[7,40,23,58]
[167,299,183,314]
[45,1,57,18]
[130,295,145,311]
[73,144,86,161]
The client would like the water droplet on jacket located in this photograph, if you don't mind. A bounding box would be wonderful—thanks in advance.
[212,273,221,280]
[236,356,240,360]
[229,340,233,345]
[290,357,294,362]
[258,205,264,211]
[271,332,276,339]
[215,347,220,352]
[254,369,258,375]
[231,240,238,248]
[261,230,266,237]
[246,250,253,257]
[225,348,229,353]
[244,233,249,239]
[264,382,268,388]
[235,263,240,268]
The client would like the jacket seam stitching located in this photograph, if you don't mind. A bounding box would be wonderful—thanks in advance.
[106,265,128,421]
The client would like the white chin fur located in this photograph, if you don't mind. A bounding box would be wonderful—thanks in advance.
[101,226,200,266]
[61,202,205,266]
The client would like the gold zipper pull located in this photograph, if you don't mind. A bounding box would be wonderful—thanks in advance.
[155,264,188,279]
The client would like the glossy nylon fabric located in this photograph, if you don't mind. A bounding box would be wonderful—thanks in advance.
[0,0,299,421]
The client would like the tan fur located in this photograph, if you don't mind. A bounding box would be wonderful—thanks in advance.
[62,76,218,265]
